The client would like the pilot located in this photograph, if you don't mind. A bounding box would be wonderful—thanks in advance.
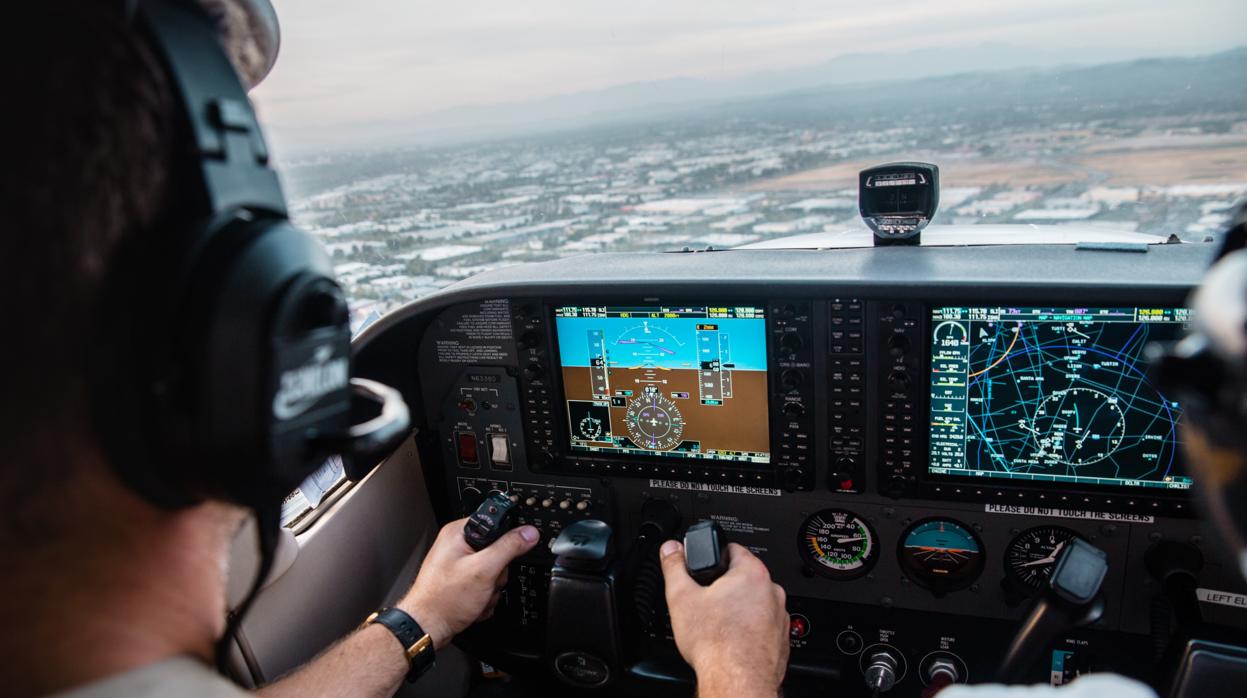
[0,1,543,696]
[0,2,785,697]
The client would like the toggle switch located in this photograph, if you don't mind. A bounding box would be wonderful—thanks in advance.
[489,433,511,467]
[455,432,479,467]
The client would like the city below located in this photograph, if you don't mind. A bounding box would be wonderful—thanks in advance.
[272,49,1247,330]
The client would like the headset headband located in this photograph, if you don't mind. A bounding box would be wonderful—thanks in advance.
[136,0,285,221]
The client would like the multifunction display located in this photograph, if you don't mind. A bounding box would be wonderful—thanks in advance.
[928,306,1192,490]
[554,305,770,464]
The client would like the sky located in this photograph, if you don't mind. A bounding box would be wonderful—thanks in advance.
[249,0,1247,144]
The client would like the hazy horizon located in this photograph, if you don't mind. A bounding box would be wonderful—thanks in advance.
[250,0,1246,154]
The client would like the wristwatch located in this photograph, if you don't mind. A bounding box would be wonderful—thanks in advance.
[364,607,436,682]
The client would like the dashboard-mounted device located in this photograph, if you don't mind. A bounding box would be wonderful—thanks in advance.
[860,162,940,246]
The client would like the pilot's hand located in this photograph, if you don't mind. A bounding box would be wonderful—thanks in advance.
[660,540,789,697]
[398,518,539,650]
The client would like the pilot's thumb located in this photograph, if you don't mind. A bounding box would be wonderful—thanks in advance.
[474,525,540,572]
[659,540,696,597]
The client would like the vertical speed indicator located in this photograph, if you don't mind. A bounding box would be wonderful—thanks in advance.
[798,509,878,580]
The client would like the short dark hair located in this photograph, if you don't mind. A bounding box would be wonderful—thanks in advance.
[0,3,176,540]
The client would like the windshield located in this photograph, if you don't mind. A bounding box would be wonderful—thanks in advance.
[252,0,1247,323]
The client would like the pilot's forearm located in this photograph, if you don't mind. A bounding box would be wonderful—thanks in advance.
[257,622,409,698]
[695,668,782,698]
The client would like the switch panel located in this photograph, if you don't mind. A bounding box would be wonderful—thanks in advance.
[441,366,528,474]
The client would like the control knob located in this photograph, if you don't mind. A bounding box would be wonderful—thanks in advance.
[887,334,910,357]
[887,371,911,394]
[925,657,962,690]
[518,330,541,350]
[461,486,484,514]
[780,332,803,354]
[523,362,545,380]
[782,401,806,419]
[864,648,901,694]
[781,369,804,390]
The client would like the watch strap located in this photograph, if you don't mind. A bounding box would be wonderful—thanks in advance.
[366,607,436,682]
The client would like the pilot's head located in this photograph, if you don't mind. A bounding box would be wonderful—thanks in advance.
[0,0,275,542]
[1158,203,1247,579]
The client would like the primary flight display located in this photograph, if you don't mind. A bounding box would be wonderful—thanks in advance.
[928,306,1193,490]
[554,305,770,464]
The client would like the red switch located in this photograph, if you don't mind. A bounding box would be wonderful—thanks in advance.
[456,432,479,466]
[788,614,810,639]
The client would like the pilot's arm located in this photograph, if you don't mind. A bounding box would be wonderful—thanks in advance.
[659,540,791,697]
[257,519,539,698]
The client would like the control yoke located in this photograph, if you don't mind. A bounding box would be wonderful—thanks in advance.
[684,519,730,585]
[997,538,1109,682]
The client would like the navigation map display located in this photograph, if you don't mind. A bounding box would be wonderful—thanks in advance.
[929,307,1193,490]
[554,305,770,464]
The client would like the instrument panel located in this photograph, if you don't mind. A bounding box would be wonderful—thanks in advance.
[355,243,1247,696]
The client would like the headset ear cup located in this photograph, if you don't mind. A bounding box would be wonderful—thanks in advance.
[190,218,350,508]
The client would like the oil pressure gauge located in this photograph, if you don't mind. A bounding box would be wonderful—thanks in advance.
[798,509,878,580]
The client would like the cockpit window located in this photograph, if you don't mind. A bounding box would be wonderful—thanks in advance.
[252,0,1247,324]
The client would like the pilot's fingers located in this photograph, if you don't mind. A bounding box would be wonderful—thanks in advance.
[471,525,540,576]
[659,540,698,598]
[437,517,476,555]
[725,542,768,577]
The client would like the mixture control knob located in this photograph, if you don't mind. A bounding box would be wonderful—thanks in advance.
[782,401,806,419]
[925,657,961,690]
[781,368,804,390]
[780,332,803,354]
[864,649,901,694]
[887,371,911,394]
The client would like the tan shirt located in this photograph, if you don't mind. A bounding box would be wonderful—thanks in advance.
[54,657,249,698]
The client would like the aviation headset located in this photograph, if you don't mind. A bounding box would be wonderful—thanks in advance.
[1153,200,1247,578]
[87,0,410,666]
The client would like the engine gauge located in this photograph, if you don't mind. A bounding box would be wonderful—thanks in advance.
[1005,526,1084,591]
[798,509,878,579]
[897,518,984,592]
